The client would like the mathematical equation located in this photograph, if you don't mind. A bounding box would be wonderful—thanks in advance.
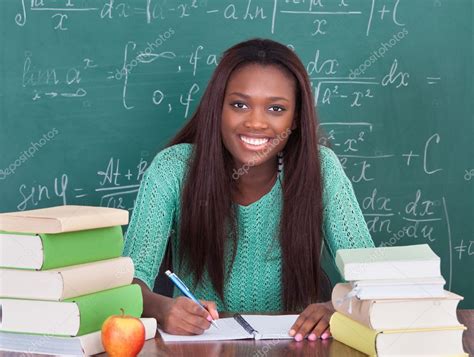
[16,156,150,212]
[319,122,444,181]
[16,0,407,37]
[22,51,95,101]
[20,46,439,114]
[15,0,445,115]
[361,187,444,240]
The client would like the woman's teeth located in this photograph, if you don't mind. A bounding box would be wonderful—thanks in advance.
[239,135,269,146]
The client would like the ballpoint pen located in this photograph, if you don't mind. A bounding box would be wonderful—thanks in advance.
[165,270,219,329]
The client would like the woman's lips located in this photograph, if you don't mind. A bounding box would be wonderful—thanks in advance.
[238,134,271,151]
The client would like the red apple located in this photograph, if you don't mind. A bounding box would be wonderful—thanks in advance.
[101,308,145,357]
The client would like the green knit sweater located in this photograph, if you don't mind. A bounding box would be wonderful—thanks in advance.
[123,143,374,312]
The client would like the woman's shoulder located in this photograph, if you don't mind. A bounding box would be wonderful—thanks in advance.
[318,144,348,184]
[147,143,194,176]
[153,142,194,161]
[318,145,340,171]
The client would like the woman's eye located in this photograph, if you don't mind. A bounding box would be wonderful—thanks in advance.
[269,105,285,112]
[231,102,248,109]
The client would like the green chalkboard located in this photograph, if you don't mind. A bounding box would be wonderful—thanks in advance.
[1,0,472,308]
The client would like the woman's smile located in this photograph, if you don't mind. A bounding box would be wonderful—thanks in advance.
[238,134,272,151]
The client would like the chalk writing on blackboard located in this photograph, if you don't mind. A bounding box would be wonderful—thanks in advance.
[15,0,407,37]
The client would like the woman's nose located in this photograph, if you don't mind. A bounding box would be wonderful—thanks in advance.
[244,109,268,130]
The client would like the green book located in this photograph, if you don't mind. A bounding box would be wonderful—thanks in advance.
[0,226,124,270]
[0,284,143,336]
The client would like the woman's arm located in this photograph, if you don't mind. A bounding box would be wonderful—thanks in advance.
[320,146,375,255]
[290,146,374,341]
[123,145,218,334]
[122,157,177,290]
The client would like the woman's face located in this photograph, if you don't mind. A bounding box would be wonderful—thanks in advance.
[221,64,297,169]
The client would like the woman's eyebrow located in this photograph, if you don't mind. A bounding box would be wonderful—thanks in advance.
[227,91,289,102]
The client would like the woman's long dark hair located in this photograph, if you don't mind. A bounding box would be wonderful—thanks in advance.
[167,38,324,311]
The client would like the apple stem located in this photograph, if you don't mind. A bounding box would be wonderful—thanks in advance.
[120,308,125,316]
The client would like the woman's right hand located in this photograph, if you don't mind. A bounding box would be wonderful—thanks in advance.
[158,296,219,335]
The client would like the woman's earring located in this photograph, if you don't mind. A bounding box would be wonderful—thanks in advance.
[277,151,284,173]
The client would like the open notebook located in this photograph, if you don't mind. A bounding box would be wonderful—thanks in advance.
[159,314,299,342]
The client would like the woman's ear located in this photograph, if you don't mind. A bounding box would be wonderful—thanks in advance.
[290,119,297,131]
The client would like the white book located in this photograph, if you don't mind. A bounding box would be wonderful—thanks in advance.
[159,314,298,342]
[352,276,446,299]
[332,283,463,330]
[335,244,440,281]
[0,317,157,356]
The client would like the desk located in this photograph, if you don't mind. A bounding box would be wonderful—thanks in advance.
[118,310,474,357]
[1,310,472,356]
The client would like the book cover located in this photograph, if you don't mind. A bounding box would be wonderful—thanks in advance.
[0,205,129,234]
[0,284,143,336]
[335,244,440,281]
[330,312,467,356]
[0,257,134,300]
[332,283,463,329]
[0,225,124,270]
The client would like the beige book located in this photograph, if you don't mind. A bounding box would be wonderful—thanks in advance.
[0,205,129,233]
[332,283,463,330]
[0,257,134,300]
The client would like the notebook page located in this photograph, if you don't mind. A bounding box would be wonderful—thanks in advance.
[158,317,252,342]
[241,315,298,340]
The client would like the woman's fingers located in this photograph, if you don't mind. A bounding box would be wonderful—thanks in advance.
[290,303,334,342]
[200,300,219,320]
[297,309,325,340]
[180,297,208,318]
[165,313,206,335]
[319,326,332,340]
[166,297,211,333]
[307,315,331,341]
[289,312,308,339]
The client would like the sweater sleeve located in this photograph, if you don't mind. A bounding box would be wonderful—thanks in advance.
[122,146,185,290]
[320,146,375,258]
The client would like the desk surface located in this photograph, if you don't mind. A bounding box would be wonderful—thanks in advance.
[1,310,472,356]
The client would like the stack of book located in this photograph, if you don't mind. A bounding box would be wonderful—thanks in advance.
[330,244,467,356]
[0,205,156,356]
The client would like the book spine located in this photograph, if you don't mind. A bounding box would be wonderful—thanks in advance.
[331,283,374,328]
[329,312,377,356]
[65,284,143,336]
[41,226,124,269]
[61,257,134,299]
[58,209,129,233]
[345,260,440,280]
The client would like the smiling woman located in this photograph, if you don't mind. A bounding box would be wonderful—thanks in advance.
[123,38,375,341]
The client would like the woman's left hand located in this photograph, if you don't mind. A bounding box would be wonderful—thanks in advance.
[289,301,335,342]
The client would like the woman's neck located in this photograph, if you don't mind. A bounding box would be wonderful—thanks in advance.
[232,157,278,205]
